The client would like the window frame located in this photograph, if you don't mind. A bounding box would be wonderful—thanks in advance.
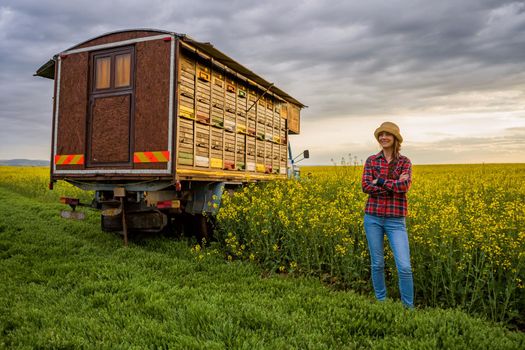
[90,46,135,95]
[87,45,135,168]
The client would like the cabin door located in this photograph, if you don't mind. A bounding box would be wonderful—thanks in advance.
[87,46,134,166]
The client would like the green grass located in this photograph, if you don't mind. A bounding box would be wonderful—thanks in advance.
[0,187,524,349]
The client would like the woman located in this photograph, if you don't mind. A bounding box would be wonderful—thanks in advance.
[361,121,414,309]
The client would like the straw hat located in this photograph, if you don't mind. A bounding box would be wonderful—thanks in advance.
[374,121,403,143]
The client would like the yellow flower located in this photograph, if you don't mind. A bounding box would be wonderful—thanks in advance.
[335,244,347,256]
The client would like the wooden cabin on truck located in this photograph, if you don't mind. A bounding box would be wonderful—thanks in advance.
[35,29,305,240]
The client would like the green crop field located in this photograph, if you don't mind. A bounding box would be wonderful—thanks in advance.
[217,164,525,328]
[0,165,524,349]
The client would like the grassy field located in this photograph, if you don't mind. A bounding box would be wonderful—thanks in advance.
[0,166,524,348]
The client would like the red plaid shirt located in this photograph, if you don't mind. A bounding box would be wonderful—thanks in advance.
[362,152,412,217]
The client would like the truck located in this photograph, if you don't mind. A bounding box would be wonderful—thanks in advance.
[35,29,306,243]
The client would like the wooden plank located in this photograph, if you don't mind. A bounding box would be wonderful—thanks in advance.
[196,146,209,156]
[288,103,300,134]
[178,158,194,166]
[211,158,222,168]
[195,155,209,167]
[211,149,222,157]
[179,96,194,106]
[178,151,193,159]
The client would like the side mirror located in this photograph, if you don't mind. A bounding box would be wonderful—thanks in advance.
[292,150,310,164]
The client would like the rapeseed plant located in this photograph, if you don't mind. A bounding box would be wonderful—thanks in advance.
[216,164,525,326]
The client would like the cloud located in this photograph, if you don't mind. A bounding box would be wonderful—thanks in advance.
[1,0,524,163]
[394,116,525,164]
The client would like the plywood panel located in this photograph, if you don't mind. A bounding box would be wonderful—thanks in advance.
[90,95,130,163]
[211,69,225,127]
[179,55,196,120]
[236,85,247,134]
[134,40,170,155]
[57,52,88,157]
[196,62,211,124]
[288,103,301,134]
[246,136,256,165]
[236,134,246,170]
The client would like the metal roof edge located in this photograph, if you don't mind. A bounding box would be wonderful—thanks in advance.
[64,28,180,52]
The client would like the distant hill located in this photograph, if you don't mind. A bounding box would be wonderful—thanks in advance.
[0,159,50,166]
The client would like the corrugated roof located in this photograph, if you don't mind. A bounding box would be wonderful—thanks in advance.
[179,36,305,107]
[34,29,305,107]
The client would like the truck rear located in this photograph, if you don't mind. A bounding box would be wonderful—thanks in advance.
[35,29,304,239]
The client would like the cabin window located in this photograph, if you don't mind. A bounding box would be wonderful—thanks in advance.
[95,57,111,89]
[115,53,131,87]
[92,47,133,92]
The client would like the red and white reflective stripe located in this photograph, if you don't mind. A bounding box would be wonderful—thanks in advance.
[55,154,84,165]
[133,151,170,163]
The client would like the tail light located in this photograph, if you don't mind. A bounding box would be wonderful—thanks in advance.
[156,200,180,209]
[60,197,79,206]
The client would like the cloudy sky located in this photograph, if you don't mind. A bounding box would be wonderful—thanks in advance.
[1,0,524,165]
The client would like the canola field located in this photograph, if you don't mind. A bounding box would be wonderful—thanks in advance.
[216,164,525,328]
[0,166,91,203]
[0,164,523,330]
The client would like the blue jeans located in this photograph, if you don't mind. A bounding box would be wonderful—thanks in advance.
[364,213,414,308]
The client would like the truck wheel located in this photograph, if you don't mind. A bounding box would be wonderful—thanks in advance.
[195,214,209,244]
[100,213,122,232]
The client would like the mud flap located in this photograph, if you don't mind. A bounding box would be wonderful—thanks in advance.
[100,206,167,233]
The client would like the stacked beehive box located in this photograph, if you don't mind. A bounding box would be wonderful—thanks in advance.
[178,56,196,166]
[280,115,287,174]
[176,50,291,175]
[236,85,247,170]
[246,88,257,172]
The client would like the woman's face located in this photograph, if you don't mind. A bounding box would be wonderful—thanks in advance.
[378,131,395,149]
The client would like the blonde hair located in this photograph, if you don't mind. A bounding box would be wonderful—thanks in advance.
[393,138,401,160]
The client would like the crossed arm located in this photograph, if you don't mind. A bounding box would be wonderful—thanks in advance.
[361,158,412,194]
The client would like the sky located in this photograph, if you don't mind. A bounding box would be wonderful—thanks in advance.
[1,0,524,165]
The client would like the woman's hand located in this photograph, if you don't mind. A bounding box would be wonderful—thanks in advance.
[399,173,409,181]
[372,179,378,185]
